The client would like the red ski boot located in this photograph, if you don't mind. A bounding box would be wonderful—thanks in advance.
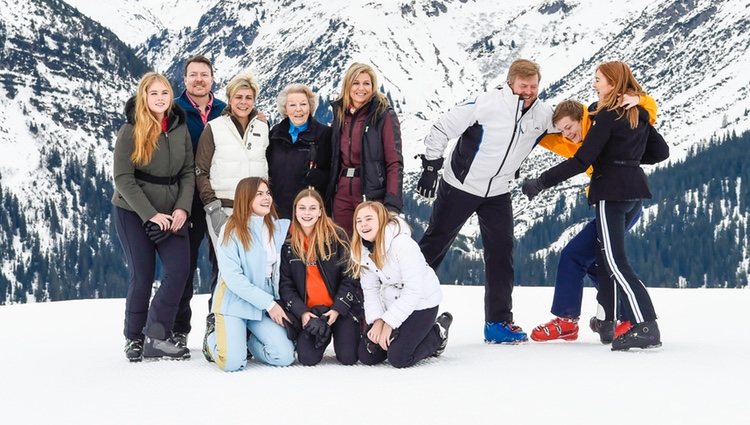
[530,317,579,342]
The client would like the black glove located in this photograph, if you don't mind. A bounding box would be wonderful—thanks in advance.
[521,177,545,201]
[304,317,332,349]
[143,221,172,244]
[416,154,443,199]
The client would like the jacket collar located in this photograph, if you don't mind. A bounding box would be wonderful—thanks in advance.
[124,96,186,131]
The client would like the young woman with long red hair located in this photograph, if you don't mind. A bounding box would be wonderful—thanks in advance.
[522,61,669,350]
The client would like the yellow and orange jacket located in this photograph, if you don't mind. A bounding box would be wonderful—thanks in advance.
[538,95,658,178]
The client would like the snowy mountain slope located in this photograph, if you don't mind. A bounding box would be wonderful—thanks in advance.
[0,0,149,301]
[0,286,747,425]
[64,0,220,46]
[2,0,750,302]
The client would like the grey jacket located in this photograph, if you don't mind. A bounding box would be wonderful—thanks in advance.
[112,97,195,222]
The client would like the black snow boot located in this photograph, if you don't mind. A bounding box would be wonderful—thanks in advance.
[203,313,215,363]
[611,321,662,351]
[124,338,143,362]
[589,317,615,344]
[170,332,188,348]
[433,312,454,357]
[143,336,190,360]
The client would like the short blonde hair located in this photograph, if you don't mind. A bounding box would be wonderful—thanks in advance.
[506,59,541,84]
[225,72,260,102]
[276,84,317,118]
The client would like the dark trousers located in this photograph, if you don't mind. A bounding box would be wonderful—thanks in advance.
[332,176,363,237]
[114,207,190,341]
[419,181,514,323]
[358,306,440,368]
[595,200,656,323]
[173,196,219,335]
[551,209,641,322]
[296,314,360,366]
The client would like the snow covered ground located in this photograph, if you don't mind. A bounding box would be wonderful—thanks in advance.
[1,286,747,425]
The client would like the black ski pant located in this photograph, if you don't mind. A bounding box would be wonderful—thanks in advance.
[114,207,190,341]
[595,200,657,323]
[296,314,360,366]
[358,306,440,368]
[173,195,219,334]
[419,181,515,323]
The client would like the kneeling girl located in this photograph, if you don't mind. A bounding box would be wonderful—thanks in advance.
[206,177,295,371]
[279,188,363,365]
[350,201,452,368]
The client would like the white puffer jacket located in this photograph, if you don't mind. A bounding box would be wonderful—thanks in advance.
[208,115,269,200]
[359,216,442,328]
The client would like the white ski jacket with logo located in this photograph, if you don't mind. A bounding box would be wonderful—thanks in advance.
[423,84,555,197]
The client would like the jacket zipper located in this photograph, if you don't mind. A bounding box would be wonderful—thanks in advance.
[485,98,524,197]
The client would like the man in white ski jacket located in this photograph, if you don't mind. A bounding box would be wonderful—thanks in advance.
[416,59,555,343]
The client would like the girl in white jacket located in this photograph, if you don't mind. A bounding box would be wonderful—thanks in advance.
[350,201,452,368]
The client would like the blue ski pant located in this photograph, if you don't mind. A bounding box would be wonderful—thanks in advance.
[208,311,295,372]
[551,208,642,321]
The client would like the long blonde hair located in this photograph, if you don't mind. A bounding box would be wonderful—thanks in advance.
[289,189,347,264]
[131,72,174,166]
[222,177,277,250]
[594,61,645,129]
[335,63,389,124]
[348,201,399,278]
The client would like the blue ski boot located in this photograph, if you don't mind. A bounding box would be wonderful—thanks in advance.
[484,322,528,344]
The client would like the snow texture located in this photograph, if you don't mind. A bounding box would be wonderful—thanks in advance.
[0,286,746,424]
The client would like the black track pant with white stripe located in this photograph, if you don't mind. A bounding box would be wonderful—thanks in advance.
[595,200,657,323]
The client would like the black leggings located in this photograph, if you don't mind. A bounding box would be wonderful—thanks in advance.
[595,200,657,323]
[358,306,441,368]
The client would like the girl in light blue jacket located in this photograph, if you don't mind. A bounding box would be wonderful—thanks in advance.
[205,177,294,371]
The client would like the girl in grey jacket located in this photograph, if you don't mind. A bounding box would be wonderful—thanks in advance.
[112,72,194,361]
[349,202,452,368]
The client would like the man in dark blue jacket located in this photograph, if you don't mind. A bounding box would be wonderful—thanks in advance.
[172,55,226,349]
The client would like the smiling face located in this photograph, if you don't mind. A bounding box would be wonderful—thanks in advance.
[251,182,273,217]
[355,206,380,242]
[593,69,615,101]
[229,88,255,122]
[554,116,583,142]
[185,62,213,99]
[509,75,540,109]
[295,195,322,234]
[349,72,373,109]
[285,92,311,127]
[146,80,171,119]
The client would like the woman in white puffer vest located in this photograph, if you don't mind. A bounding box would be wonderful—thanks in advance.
[195,72,270,248]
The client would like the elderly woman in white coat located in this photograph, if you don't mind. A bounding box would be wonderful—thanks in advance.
[349,201,453,368]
